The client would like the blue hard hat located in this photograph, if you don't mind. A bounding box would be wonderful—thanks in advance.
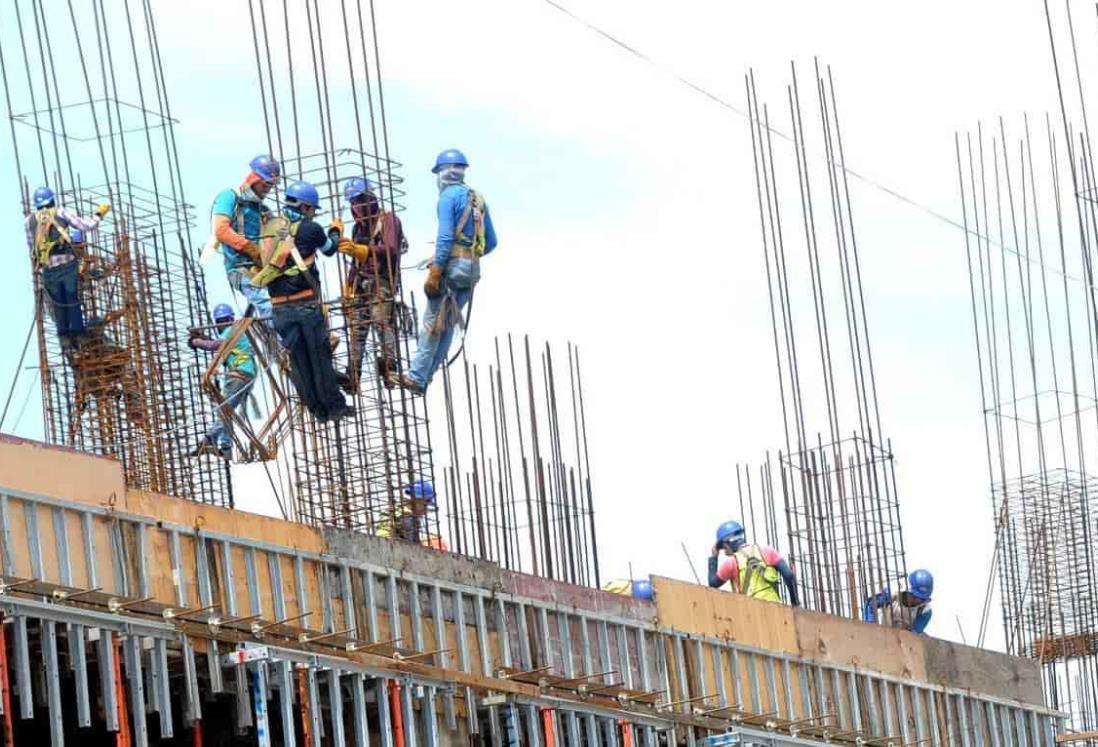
[908,569,934,601]
[716,520,746,549]
[70,229,84,244]
[631,579,654,601]
[33,186,55,209]
[212,303,235,322]
[431,148,468,174]
[342,177,374,202]
[249,154,282,182]
[285,180,320,208]
[404,480,436,506]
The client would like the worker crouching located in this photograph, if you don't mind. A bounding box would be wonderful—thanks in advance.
[708,520,800,606]
[863,569,933,633]
[262,181,353,422]
[392,148,497,394]
[377,480,448,550]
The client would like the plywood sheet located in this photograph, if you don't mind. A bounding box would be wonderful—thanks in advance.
[793,607,928,681]
[651,576,798,654]
[0,435,125,506]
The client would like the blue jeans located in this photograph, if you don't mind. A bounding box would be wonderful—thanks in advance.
[408,287,471,391]
[227,269,272,322]
[206,375,254,449]
[41,260,85,339]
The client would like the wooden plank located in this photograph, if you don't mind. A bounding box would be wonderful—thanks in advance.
[793,606,928,682]
[651,576,798,653]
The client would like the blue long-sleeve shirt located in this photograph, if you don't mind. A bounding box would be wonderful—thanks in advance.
[863,590,932,633]
[433,184,497,268]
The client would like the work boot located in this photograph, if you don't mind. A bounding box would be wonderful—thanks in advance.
[388,372,424,395]
[217,444,233,461]
[337,369,357,395]
[376,356,396,389]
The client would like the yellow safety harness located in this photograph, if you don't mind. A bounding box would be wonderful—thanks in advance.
[450,189,487,260]
[734,544,783,603]
[32,207,71,268]
[250,215,313,288]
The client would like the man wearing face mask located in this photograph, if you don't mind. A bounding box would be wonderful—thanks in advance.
[262,180,353,421]
[209,154,281,321]
[392,148,498,394]
[328,177,407,391]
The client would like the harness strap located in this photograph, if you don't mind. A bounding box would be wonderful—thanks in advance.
[270,288,317,305]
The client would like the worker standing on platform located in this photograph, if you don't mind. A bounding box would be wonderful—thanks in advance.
[392,149,497,394]
[26,187,109,350]
[863,569,933,633]
[262,180,353,421]
[329,176,407,391]
[377,480,448,550]
[188,303,256,460]
[209,155,281,321]
[708,520,800,607]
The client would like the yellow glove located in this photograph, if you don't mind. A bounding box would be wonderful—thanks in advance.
[95,203,111,218]
[337,238,369,263]
[328,218,344,239]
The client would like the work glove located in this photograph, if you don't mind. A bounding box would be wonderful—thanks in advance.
[187,335,208,350]
[424,263,444,299]
[240,240,262,263]
[337,238,369,263]
[328,218,344,241]
[95,203,111,218]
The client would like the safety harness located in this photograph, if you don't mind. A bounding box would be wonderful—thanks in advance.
[250,215,312,288]
[735,545,782,602]
[450,188,487,260]
[32,207,72,268]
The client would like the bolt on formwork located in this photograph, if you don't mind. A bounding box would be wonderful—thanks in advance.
[0,0,231,507]
[437,335,601,588]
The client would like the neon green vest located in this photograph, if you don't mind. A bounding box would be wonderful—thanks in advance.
[735,545,782,602]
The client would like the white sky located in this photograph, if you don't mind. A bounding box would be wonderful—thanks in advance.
[3,0,1094,651]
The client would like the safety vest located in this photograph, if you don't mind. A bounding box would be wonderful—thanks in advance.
[249,215,313,287]
[32,207,71,268]
[602,579,633,596]
[451,188,487,259]
[883,597,929,631]
[734,545,782,603]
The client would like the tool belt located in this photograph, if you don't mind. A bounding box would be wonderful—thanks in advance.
[270,288,316,305]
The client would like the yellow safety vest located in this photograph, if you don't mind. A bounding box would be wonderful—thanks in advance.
[249,216,313,287]
[32,207,71,268]
[602,579,633,596]
[734,545,782,603]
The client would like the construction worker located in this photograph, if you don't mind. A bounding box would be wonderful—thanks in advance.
[25,187,109,349]
[863,569,933,633]
[329,176,407,391]
[393,149,497,394]
[209,154,281,320]
[377,480,448,550]
[708,520,800,606]
[188,303,256,460]
[602,579,654,601]
[263,180,353,421]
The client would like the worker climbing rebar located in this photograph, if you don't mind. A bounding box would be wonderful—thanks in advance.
[188,303,256,460]
[329,176,407,392]
[208,154,281,322]
[708,520,800,606]
[260,180,353,422]
[392,148,497,394]
[25,186,109,353]
[863,569,933,633]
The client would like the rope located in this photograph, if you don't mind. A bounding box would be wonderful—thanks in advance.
[0,306,39,431]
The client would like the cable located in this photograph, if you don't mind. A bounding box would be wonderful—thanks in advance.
[0,306,38,431]
[543,0,1088,284]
